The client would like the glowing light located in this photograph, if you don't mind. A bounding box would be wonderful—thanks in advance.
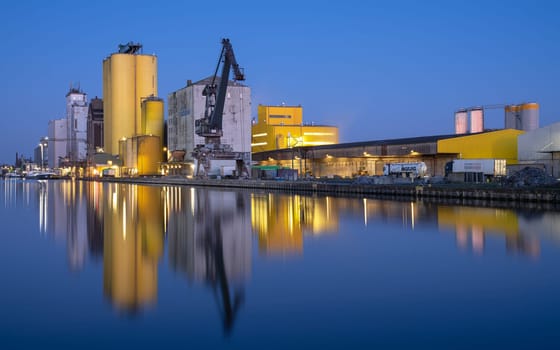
[303,132,334,136]
[363,198,368,226]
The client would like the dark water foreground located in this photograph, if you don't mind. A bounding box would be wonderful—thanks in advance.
[1,178,560,349]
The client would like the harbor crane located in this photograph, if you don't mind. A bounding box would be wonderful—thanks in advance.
[193,38,250,178]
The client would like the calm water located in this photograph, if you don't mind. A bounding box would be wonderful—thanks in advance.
[1,179,560,349]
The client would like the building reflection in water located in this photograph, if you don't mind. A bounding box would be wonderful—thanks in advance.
[103,183,164,313]
[9,178,560,321]
[250,193,338,255]
[167,187,251,334]
[437,206,541,257]
[40,180,89,270]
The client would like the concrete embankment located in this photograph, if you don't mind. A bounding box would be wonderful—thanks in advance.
[89,177,560,204]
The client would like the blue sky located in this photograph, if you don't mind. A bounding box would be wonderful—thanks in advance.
[0,0,558,164]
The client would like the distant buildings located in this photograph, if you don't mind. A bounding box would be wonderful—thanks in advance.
[86,97,104,158]
[47,118,67,169]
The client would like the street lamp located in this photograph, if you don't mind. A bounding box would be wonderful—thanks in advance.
[38,137,48,171]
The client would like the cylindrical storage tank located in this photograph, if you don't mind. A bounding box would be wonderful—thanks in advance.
[102,58,112,154]
[105,54,136,154]
[135,55,158,135]
[141,97,164,139]
[504,105,520,129]
[520,102,539,131]
[454,109,468,134]
[470,107,484,133]
[137,135,161,176]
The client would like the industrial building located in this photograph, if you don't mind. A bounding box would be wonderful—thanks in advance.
[518,121,560,177]
[86,97,104,158]
[251,101,551,180]
[66,87,88,163]
[47,118,67,169]
[166,77,252,175]
[253,130,523,178]
[251,105,339,153]
[101,42,164,176]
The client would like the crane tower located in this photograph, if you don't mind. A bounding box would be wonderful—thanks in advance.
[192,38,250,178]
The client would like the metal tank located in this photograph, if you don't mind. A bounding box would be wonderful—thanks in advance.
[470,107,484,133]
[137,135,162,175]
[135,54,158,135]
[520,102,539,131]
[103,53,136,154]
[454,109,468,134]
[102,58,112,154]
[504,104,520,129]
[141,97,164,139]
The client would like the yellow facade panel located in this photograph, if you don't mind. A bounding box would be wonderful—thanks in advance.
[258,105,303,125]
[252,105,339,152]
[437,129,524,164]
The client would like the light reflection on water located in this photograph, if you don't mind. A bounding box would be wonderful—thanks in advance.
[2,178,560,348]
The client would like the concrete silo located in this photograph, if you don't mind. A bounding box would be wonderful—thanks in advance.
[103,43,158,155]
[504,103,539,131]
[455,109,468,134]
[470,107,484,133]
[520,102,539,131]
[505,104,520,129]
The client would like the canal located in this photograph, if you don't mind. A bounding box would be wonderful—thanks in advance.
[1,179,560,349]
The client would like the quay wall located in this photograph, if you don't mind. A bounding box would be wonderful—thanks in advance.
[89,177,560,203]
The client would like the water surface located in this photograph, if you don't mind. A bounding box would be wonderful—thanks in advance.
[1,179,560,349]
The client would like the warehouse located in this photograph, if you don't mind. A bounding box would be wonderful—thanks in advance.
[252,129,523,179]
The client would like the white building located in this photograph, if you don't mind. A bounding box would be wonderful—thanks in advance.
[518,122,560,177]
[167,78,252,163]
[66,88,88,162]
[47,118,67,169]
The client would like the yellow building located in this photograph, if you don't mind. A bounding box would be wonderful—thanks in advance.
[251,105,339,153]
[437,129,524,164]
[102,43,158,155]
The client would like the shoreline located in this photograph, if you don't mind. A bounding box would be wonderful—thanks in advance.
[84,176,560,205]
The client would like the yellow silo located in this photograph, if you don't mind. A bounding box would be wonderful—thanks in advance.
[141,97,164,139]
[137,135,161,176]
[135,55,158,135]
[102,45,158,155]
